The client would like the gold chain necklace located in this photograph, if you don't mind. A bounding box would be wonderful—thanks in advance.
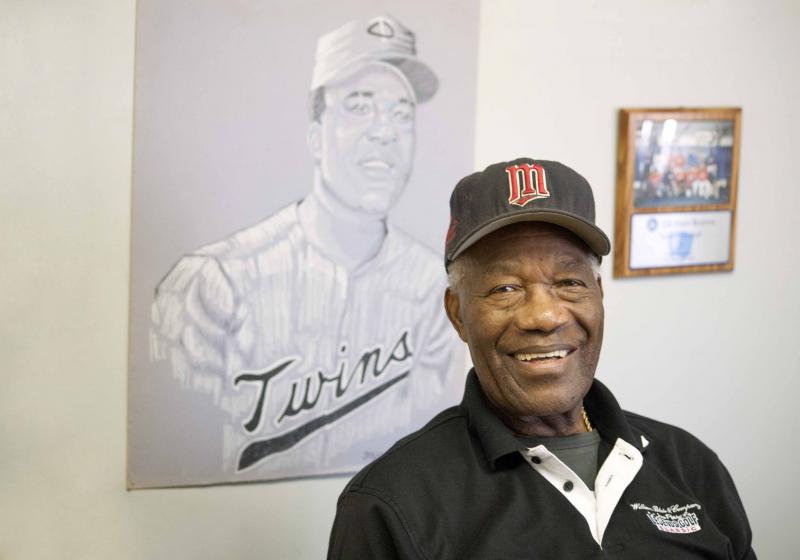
[581,407,593,432]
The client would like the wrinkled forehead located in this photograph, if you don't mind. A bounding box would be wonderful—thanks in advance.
[325,60,416,102]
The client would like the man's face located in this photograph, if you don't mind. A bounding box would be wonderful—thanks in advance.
[445,223,604,422]
[312,63,416,215]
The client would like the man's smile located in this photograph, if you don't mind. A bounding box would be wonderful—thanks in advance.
[358,157,396,180]
[514,349,569,361]
[358,157,393,169]
[511,343,576,362]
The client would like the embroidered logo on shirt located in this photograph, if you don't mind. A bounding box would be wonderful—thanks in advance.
[630,503,702,534]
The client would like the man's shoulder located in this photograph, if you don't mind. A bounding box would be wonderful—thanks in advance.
[344,405,472,495]
[194,204,301,261]
[383,225,442,269]
[156,205,301,294]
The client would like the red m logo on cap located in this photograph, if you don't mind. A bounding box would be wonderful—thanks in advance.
[505,163,550,207]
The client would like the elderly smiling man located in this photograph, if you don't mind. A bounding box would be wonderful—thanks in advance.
[328,158,755,559]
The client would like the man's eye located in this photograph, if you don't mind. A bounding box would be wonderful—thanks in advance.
[343,95,374,116]
[556,279,586,288]
[490,285,517,294]
[393,105,414,123]
[346,103,372,116]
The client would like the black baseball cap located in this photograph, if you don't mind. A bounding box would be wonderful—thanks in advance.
[444,158,610,268]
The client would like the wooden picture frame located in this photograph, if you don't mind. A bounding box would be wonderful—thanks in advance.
[613,107,742,278]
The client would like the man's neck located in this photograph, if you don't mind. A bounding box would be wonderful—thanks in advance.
[497,405,589,438]
[298,177,387,270]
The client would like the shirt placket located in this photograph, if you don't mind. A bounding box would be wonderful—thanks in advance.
[522,445,601,543]
[522,437,643,547]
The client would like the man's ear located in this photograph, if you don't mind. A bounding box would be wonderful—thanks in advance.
[597,275,604,299]
[307,122,322,161]
[444,287,468,343]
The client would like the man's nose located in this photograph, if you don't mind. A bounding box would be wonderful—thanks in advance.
[367,110,398,145]
[513,286,568,333]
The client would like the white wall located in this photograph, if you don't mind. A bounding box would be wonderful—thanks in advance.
[474,2,800,558]
[2,1,797,558]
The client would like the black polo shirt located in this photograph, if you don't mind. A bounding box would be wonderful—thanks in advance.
[328,370,755,559]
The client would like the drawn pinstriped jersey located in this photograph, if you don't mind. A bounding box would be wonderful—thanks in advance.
[151,203,462,480]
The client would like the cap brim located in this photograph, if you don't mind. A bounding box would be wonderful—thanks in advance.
[385,57,438,103]
[449,209,611,263]
[313,55,439,103]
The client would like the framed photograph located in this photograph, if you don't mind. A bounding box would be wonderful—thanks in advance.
[613,107,742,277]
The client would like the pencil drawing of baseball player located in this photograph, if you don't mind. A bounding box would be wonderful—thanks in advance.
[150,15,463,480]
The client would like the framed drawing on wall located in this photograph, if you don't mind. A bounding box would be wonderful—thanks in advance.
[613,107,742,278]
[127,1,479,489]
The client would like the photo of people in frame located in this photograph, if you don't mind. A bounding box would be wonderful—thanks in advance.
[632,119,735,209]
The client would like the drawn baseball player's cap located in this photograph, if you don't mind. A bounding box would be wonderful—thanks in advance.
[311,15,438,103]
[444,158,611,268]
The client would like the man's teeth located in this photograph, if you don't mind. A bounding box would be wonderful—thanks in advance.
[515,350,568,361]
[361,160,391,169]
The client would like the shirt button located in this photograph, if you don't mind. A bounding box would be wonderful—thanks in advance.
[563,480,574,492]
[531,456,541,464]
